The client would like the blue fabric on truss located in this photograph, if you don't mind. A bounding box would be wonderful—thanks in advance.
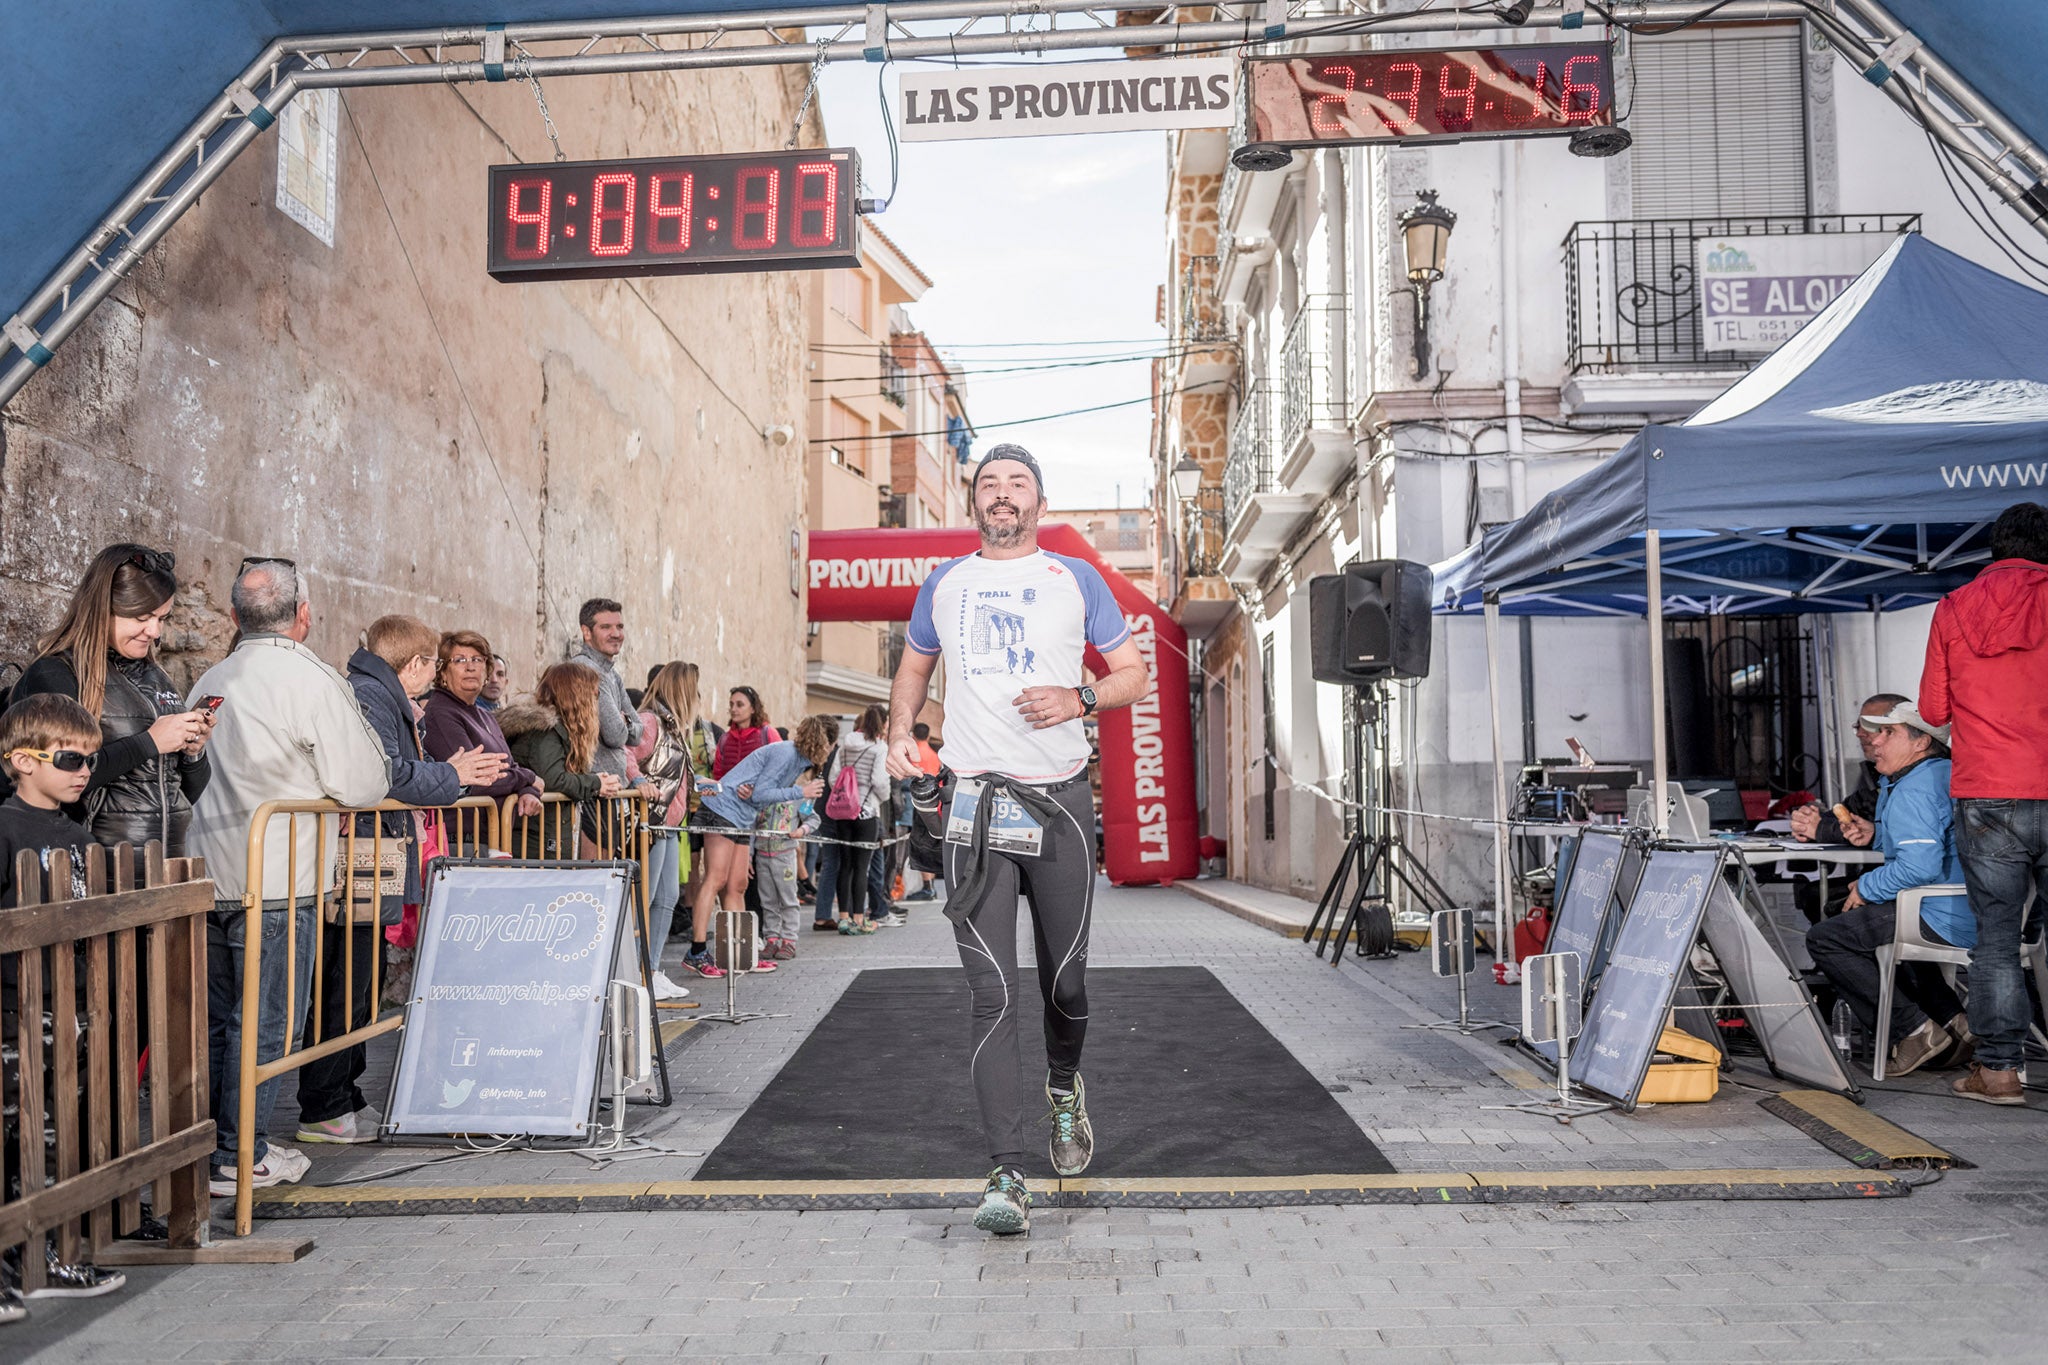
[1437,235,2048,617]
[1883,1,2048,158]
[0,2,791,349]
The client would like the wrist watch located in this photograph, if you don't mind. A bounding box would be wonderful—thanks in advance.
[1076,685,1098,716]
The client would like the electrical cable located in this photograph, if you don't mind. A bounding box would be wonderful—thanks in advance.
[340,93,568,629]
[1919,125,2048,288]
[445,86,771,433]
[808,382,1204,442]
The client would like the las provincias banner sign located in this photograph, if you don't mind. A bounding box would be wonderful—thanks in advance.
[898,57,1235,142]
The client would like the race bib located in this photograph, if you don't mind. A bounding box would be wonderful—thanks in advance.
[945,779,1044,857]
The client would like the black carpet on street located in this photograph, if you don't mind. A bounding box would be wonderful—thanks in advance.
[695,965,1392,1181]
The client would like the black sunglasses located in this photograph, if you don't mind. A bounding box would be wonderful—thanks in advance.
[9,747,100,773]
[239,555,297,574]
[126,547,175,573]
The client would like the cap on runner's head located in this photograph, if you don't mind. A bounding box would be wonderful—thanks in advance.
[973,444,1045,500]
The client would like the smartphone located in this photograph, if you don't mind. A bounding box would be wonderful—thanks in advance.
[199,695,225,714]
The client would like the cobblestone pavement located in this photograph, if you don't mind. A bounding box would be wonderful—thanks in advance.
[15,879,2048,1362]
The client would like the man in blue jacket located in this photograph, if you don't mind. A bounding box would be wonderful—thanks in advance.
[1806,700,1971,1077]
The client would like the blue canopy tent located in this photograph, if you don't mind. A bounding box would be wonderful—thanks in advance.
[1430,230,2048,923]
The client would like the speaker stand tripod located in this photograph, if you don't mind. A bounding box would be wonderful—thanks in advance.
[1305,683,1460,965]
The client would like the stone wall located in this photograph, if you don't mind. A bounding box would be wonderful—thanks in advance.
[0,63,818,718]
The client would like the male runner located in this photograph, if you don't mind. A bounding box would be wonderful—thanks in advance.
[886,444,1150,1237]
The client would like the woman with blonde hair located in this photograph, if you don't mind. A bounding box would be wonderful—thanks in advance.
[628,661,713,1000]
[14,543,215,859]
[499,662,622,858]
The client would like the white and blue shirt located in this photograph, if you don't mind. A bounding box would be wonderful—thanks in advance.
[907,550,1130,783]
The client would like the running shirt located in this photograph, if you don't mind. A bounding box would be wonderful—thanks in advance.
[906,550,1130,783]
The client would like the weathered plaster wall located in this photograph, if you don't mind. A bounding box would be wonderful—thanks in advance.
[1,61,817,718]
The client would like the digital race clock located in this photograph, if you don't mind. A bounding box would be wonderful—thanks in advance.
[1245,44,1615,149]
[486,148,861,282]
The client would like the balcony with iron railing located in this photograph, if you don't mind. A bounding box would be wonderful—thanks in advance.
[1222,382,1273,534]
[1277,296,1350,494]
[1564,214,1920,375]
[880,347,907,406]
[1178,254,1232,347]
[1183,484,1226,579]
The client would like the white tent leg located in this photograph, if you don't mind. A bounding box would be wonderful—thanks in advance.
[1484,597,1515,960]
[1646,531,1669,838]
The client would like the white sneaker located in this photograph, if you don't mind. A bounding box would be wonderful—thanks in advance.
[208,1144,310,1196]
[877,913,908,927]
[650,971,691,1001]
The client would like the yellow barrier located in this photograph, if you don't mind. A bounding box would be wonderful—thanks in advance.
[230,791,653,1235]
[231,796,500,1236]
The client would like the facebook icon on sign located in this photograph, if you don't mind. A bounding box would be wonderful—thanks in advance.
[452,1037,480,1068]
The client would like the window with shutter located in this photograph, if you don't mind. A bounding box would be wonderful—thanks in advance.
[1629,26,1807,218]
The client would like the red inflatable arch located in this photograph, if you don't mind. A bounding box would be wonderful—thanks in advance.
[806,526,1197,887]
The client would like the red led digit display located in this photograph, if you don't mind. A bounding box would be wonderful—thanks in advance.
[487,147,861,282]
[1245,44,1614,149]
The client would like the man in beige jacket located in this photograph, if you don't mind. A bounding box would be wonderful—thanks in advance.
[188,559,389,1193]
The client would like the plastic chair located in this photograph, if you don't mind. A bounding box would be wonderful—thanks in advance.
[1875,885,2045,1081]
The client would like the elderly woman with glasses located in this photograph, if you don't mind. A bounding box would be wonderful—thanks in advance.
[12,543,216,862]
[421,630,544,820]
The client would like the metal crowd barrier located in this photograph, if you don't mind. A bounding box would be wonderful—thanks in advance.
[229,796,499,1235]
[230,791,651,1235]
[0,842,214,1281]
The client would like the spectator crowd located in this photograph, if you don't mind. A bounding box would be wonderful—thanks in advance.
[0,549,941,1323]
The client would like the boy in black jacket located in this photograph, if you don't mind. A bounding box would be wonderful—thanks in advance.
[0,694,125,1322]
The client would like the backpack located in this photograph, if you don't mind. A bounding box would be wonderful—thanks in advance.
[825,746,865,820]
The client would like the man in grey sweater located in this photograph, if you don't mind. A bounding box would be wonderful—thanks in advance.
[570,597,643,780]
[569,598,657,859]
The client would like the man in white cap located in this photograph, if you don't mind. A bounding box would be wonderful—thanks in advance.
[1804,700,1972,1078]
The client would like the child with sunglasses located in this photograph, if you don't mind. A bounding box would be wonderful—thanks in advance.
[0,696,127,1320]
[0,695,102,906]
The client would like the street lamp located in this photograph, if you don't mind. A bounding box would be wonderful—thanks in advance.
[1170,453,1203,503]
[1398,190,1457,380]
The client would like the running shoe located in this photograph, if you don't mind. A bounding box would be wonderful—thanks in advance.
[680,950,726,979]
[876,912,908,928]
[1046,1075,1095,1177]
[750,958,778,973]
[971,1168,1032,1236]
[650,971,692,1001]
[296,1104,383,1146]
[765,938,797,961]
[26,1247,126,1300]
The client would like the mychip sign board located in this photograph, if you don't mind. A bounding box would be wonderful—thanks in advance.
[1696,231,1897,353]
[1569,848,1721,1107]
[387,861,634,1137]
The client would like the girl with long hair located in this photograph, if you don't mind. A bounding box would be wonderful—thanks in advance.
[14,543,215,858]
[826,704,893,935]
[685,715,832,979]
[498,662,622,857]
[628,661,710,1000]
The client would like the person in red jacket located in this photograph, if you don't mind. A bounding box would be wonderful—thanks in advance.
[1919,501,2048,1105]
[712,686,772,777]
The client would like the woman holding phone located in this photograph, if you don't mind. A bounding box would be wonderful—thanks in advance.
[14,542,215,861]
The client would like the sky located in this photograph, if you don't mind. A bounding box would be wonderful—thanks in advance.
[814,56,1168,513]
